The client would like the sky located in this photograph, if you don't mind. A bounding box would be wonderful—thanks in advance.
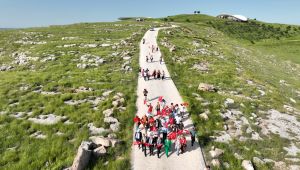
[0,0,300,28]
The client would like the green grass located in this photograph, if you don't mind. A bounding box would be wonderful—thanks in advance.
[158,14,300,169]
[0,20,165,169]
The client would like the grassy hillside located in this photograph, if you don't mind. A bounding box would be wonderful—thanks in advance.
[158,14,300,169]
[0,21,164,169]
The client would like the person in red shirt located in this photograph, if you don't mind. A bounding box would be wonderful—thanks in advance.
[147,103,153,117]
[180,136,187,153]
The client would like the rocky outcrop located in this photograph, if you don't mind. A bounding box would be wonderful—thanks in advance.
[71,141,93,170]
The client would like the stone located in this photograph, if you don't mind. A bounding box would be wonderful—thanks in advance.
[93,146,106,157]
[71,141,93,170]
[108,133,117,139]
[224,98,235,108]
[112,101,119,107]
[274,161,288,170]
[223,162,230,169]
[109,138,120,147]
[0,65,13,71]
[199,113,209,120]
[102,90,113,97]
[209,148,224,158]
[103,109,113,117]
[253,157,265,165]
[28,114,67,125]
[123,56,131,60]
[192,63,209,72]
[211,159,220,167]
[104,117,118,124]
[110,122,120,132]
[234,153,243,160]
[119,98,125,104]
[242,160,254,170]
[89,136,111,147]
[283,143,300,156]
[198,83,217,92]
[87,123,109,135]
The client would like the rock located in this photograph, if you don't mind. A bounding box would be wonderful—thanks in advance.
[0,65,13,71]
[234,153,243,160]
[283,143,300,156]
[87,123,109,135]
[211,159,220,167]
[108,133,117,139]
[223,162,230,169]
[274,161,288,170]
[242,160,254,170]
[102,90,113,97]
[169,45,176,52]
[77,63,87,69]
[110,122,120,132]
[103,109,113,117]
[93,146,106,157]
[223,124,229,131]
[28,114,67,125]
[199,113,209,120]
[123,56,131,60]
[246,127,253,134]
[119,98,125,104]
[213,131,232,143]
[224,98,235,108]
[192,63,209,72]
[112,101,119,107]
[104,117,118,124]
[253,157,265,165]
[109,138,120,147]
[209,148,224,158]
[71,141,93,170]
[251,132,262,140]
[89,136,111,147]
[290,98,297,104]
[198,83,217,92]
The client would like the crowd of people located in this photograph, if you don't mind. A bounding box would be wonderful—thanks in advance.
[140,68,165,81]
[134,93,196,158]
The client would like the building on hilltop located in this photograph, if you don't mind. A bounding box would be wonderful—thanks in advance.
[217,14,248,22]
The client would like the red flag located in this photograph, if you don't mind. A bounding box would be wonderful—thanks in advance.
[158,96,163,102]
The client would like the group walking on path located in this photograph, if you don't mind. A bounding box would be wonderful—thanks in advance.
[132,27,206,170]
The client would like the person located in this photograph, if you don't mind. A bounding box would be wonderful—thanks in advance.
[146,70,150,80]
[161,98,166,109]
[143,89,148,101]
[180,104,186,118]
[175,136,181,156]
[152,69,157,79]
[156,47,159,51]
[150,55,153,62]
[190,127,196,146]
[162,126,168,143]
[135,129,142,149]
[180,136,187,153]
[147,103,153,117]
[148,134,154,156]
[164,138,172,158]
[160,56,163,64]
[143,70,147,81]
[155,101,160,115]
[142,134,147,157]
[157,70,161,79]
[156,137,163,158]
[162,70,165,80]
[143,38,145,44]
[146,56,149,62]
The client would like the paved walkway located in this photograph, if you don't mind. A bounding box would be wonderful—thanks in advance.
[131,27,206,170]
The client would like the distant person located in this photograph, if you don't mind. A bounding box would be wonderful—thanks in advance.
[152,69,157,79]
[164,138,172,158]
[160,56,163,64]
[146,56,149,62]
[162,70,165,80]
[157,70,161,79]
[143,89,148,101]
[143,38,145,44]
[175,136,181,156]
[155,101,161,115]
[156,137,163,158]
[190,127,196,147]
[150,55,153,62]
